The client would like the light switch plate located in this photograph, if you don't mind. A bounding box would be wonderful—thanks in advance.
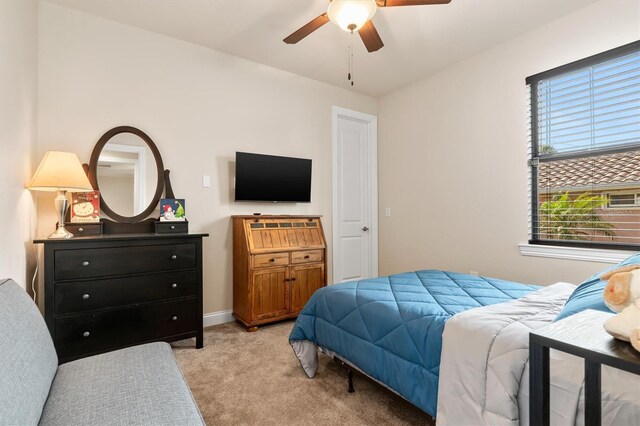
[202,175,211,188]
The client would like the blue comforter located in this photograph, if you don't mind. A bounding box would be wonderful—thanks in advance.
[289,270,540,416]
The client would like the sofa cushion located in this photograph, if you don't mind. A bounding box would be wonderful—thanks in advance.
[0,279,58,425]
[40,342,204,426]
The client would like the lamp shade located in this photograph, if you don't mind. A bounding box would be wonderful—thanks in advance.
[26,151,93,192]
[327,0,377,32]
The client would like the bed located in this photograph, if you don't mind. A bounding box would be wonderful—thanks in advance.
[288,269,540,416]
[289,262,640,424]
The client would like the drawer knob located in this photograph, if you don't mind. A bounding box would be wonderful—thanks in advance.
[172,316,178,321]
[171,283,178,288]
[269,258,275,262]
[171,255,177,260]
[82,293,90,300]
[83,331,90,337]
[304,255,310,259]
[170,225,175,230]
[78,227,84,232]
[82,261,90,267]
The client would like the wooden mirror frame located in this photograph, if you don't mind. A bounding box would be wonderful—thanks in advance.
[88,126,165,224]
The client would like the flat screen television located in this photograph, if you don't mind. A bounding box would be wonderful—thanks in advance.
[235,152,312,202]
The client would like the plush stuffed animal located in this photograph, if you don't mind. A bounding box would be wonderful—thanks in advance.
[601,265,640,352]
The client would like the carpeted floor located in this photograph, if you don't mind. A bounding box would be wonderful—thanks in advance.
[172,321,436,425]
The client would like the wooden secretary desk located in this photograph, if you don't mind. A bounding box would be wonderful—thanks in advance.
[232,215,327,331]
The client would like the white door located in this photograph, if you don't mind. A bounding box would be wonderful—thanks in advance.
[332,107,378,284]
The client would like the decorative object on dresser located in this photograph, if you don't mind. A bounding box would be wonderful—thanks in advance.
[35,125,208,362]
[160,198,186,221]
[232,215,327,332]
[26,151,94,239]
[156,198,189,233]
[70,190,100,223]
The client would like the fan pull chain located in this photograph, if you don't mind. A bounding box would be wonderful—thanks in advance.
[348,30,354,86]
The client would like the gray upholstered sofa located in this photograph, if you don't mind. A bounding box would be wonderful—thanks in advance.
[0,278,205,425]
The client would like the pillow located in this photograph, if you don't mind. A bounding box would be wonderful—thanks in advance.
[555,252,640,321]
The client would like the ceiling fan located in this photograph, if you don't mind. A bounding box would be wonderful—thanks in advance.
[283,0,452,53]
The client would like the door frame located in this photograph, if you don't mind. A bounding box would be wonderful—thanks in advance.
[331,106,378,285]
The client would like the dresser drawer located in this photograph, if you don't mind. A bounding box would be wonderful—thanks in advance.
[54,243,196,280]
[291,249,324,264]
[54,270,197,315]
[54,298,198,360]
[64,222,103,236]
[253,252,289,268]
[154,221,189,234]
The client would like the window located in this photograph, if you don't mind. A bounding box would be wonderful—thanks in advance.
[527,41,640,250]
[607,192,640,208]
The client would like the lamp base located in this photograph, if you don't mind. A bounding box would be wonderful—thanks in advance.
[50,190,73,239]
[49,224,73,239]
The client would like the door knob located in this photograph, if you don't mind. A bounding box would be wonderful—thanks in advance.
[362,226,369,232]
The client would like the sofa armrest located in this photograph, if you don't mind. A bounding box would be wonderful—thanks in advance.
[0,279,58,425]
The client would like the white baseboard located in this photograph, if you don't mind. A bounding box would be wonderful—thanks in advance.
[202,309,234,328]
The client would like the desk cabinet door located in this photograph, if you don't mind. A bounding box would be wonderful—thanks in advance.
[290,264,325,314]
[250,268,289,321]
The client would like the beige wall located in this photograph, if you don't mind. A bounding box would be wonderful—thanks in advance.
[0,0,38,290]
[99,175,135,217]
[37,2,378,314]
[378,0,640,286]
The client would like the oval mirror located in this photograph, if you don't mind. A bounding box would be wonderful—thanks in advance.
[88,126,164,224]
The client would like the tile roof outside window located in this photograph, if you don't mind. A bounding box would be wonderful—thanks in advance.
[538,150,640,191]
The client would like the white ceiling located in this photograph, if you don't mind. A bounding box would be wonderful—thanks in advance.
[45,0,600,97]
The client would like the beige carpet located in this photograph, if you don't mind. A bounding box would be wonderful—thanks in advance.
[172,321,436,426]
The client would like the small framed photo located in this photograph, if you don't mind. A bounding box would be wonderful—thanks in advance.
[160,198,186,222]
[71,191,101,223]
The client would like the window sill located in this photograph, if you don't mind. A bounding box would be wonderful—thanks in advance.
[518,244,633,264]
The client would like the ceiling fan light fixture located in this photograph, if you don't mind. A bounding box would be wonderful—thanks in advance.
[327,0,377,32]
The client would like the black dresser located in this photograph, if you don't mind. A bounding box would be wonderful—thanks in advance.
[35,233,207,363]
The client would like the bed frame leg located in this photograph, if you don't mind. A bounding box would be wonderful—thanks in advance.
[347,368,355,393]
[333,357,356,394]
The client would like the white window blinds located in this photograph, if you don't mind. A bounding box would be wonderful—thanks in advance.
[527,41,640,249]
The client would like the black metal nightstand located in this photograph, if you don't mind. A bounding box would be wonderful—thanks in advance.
[529,309,640,426]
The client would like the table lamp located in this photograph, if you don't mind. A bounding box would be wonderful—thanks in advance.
[27,151,93,239]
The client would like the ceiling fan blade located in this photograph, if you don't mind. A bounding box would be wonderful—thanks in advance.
[376,0,451,6]
[358,20,384,53]
[283,13,330,44]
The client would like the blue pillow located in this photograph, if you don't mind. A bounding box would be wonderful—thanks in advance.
[555,252,640,321]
